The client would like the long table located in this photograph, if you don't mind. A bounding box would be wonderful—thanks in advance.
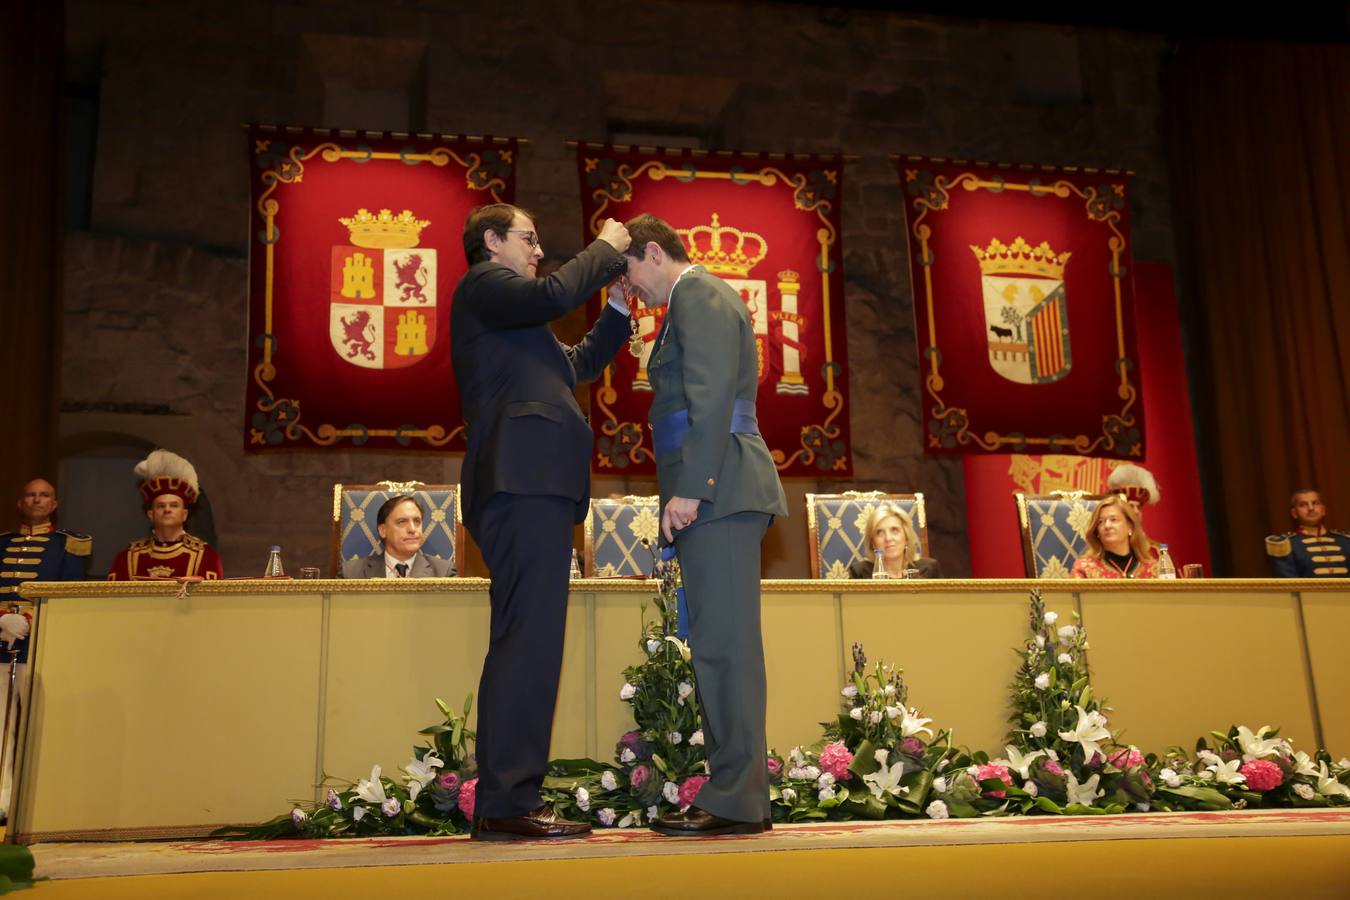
[10,578,1347,842]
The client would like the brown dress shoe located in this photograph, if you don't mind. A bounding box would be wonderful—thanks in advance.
[471,804,592,841]
[651,805,766,837]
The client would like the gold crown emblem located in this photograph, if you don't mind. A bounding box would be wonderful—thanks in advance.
[339,208,430,249]
[678,213,767,277]
[970,237,1070,279]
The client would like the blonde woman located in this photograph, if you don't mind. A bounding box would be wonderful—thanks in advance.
[1070,494,1159,578]
[848,504,943,579]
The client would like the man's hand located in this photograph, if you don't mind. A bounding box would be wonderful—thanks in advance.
[662,496,701,542]
[598,218,631,253]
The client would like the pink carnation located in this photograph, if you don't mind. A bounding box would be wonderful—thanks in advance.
[976,763,1015,798]
[1109,748,1145,770]
[1042,758,1065,777]
[458,777,478,820]
[1240,759,1283,792]
[818,742,854,781]
[678,775,708,810]
[630,763,651,788]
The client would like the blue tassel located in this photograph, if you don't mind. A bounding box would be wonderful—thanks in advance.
[660,545,690,640]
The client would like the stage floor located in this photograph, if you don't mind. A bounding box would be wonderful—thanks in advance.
[21,809,1350,898]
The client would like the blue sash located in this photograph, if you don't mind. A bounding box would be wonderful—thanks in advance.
[652,399,758,457]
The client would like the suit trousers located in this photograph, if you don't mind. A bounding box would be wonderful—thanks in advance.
[469,492,576,818]
[673,510,772,823]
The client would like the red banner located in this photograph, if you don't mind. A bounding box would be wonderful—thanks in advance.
[897,157,1145,458]
[963,262,1211,576]
[576,144,853,477]
[244,126,516,451]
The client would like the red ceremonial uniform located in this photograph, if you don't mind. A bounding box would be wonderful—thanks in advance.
[107,534,223,580]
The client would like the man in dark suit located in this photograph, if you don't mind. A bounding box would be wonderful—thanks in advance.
[452,204,631,840]
[621,214,788,836]
[340,495,454,578]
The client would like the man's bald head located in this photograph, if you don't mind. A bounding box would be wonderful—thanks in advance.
[17,479,58,526]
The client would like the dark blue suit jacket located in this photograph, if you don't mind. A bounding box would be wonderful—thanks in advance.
[451,240,629,530]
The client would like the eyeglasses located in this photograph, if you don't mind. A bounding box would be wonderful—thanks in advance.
[507,229,540,249]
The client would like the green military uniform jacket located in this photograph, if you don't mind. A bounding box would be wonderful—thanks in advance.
[646,266,788,527]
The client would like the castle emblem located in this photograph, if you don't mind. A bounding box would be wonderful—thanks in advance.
[328,208,437,370]
[971,237,1072,385]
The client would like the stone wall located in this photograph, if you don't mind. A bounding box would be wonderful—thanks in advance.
[61,0,1174,577]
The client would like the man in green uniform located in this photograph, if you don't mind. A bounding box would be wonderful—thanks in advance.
[621,214,788,836]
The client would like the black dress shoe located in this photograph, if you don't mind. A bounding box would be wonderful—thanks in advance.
[651,805,766,836]
[471,804,592,841]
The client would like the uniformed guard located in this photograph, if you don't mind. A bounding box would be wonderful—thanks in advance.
[1266,488,1348,578]
[108,449,223,580]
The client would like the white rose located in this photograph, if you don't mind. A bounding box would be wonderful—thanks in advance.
[601,771,618,792]
[841,685,859,699]
[1294,783,1316,800]
[850,707,864,721]
[689,730,705,746]
[966,765,981,777]
[781,787,798,804]
[1057,653,1073,665]
[662,782,680,804]
[933,777,948,793]
[818,786,836,801]
[620,748,637,764]
[1044,611,1059,625]
[1023,780,1038,797]
[874,748,890,767]
[885,705,902,720]
[648,805,660,821]
[575,787,591,812]
[1034,673,1050,690]
[1160,767,1181,788]
[926,800,949,819]
[668,731,683,745]
[787,767,808,780]
[646,639,662,654]
[790,747,807,766]
[598,807,617,826]
[884,684,897,697]
[817,772,835,788]
[1030,721,1048,738]
[1135,803,1150,812]
[803,766,821,781]
[677,681,694,701]
[1058,625,1077,640]
[869,710,883,725]
[619,683,637,701]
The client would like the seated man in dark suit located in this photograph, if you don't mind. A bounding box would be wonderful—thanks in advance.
[341,494,454,578]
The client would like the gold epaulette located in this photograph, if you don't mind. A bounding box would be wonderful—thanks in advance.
[1265,534,1292,558]
[182,534,205,550]
[63,531,93,556]
[127,537,153,551]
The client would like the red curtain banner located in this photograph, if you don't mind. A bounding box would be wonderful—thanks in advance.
[897,156,1145,459]
[963,262,1211,576]
[244,126,516,452]
[575,144,853,478]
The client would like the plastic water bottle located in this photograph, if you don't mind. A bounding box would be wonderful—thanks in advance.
[1156,544,1177,579]
[570,548,582,580]
[264,546,285,577]
[871,549,887,580]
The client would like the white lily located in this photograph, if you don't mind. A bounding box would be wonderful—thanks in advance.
[664,636,692,662]
[354,765,388,805]
[1316,762,1350,799]
[1292,750,1320,778]
[863,761,909,800]
[899,707,934,739]
[1065,772,1103,805]
[403,752,443,801]
[1236,725,1285,760]
[1058,705,1112,761]
[1207,757,1247,785]
[1000,745,1046,780]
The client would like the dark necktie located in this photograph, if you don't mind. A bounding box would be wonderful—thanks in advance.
[394,563,408,578]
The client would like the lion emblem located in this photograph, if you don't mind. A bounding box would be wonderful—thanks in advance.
[394,254,430,304]
[340,310,377,360]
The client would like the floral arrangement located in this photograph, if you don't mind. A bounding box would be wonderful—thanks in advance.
[1149,725,1350,811]
[215,696,478,839]
[540,545,710,827]
[771,643,957,821]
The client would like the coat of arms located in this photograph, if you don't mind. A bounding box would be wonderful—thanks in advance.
[972,237,1072,385]
[329,208,437,370]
